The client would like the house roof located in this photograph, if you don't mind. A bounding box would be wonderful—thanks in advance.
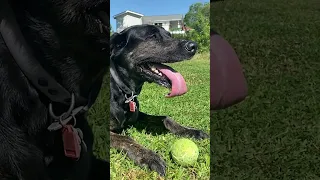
[113,10,144,19]
[142,14,184,24]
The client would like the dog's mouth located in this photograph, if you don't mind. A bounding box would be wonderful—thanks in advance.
[139,63,187,98]
[87,3,109,33]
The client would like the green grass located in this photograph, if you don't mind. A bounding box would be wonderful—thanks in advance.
[93,53,210,179]
[87,73,110,161]
[211,0,320,179]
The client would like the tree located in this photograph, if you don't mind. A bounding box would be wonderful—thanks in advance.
[110,24,113,35]
[183,2,210,53]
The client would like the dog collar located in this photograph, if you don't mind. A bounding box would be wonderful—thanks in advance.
[1,0,85,105]
[0,0,100,160]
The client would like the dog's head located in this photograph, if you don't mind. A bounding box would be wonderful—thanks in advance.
[110,25,197,97]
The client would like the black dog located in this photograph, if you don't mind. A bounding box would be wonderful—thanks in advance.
[110,25,209,176]
[0,0,109,179]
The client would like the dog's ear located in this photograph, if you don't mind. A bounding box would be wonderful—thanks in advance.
[110,32,127,57]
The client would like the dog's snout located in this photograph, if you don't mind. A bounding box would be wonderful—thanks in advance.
[185,41,197,53]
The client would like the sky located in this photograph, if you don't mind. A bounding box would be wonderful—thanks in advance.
[110,0,209,31]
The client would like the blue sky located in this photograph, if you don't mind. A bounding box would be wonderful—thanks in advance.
[110,0,209,31]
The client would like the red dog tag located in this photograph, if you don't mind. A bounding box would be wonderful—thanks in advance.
[62,125,81,159]
[129,101,136,112]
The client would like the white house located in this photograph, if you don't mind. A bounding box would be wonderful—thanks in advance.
[113,10,187,34]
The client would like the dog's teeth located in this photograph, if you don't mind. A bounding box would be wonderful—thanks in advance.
[150,66,162,76]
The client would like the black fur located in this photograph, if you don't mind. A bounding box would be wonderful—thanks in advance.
[110,25,209,176]
[0,0,109,179]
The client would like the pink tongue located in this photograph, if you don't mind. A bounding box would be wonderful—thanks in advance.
[153,64,187,98]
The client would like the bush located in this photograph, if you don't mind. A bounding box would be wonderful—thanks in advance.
[183,2,210,53]
[172,34,187,40]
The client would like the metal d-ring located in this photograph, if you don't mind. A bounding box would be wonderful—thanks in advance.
[58,112,77,128]
[124,92,133,100]
[124,92,137,103]
[49,93,75,120]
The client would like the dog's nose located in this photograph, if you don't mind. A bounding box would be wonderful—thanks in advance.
[185,41,197,53]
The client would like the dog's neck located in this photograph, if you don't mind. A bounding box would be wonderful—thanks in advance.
[1,7,107,118]
[111,62,144,97]
[113,68,143,95]
[16,11,106,102]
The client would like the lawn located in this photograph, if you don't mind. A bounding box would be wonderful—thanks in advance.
[211,0,320,179]
[89,53,210,179]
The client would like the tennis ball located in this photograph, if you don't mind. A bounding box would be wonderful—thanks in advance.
[170,138,199,166]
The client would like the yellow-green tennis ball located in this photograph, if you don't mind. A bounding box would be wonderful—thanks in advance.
[170,138,199,166]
